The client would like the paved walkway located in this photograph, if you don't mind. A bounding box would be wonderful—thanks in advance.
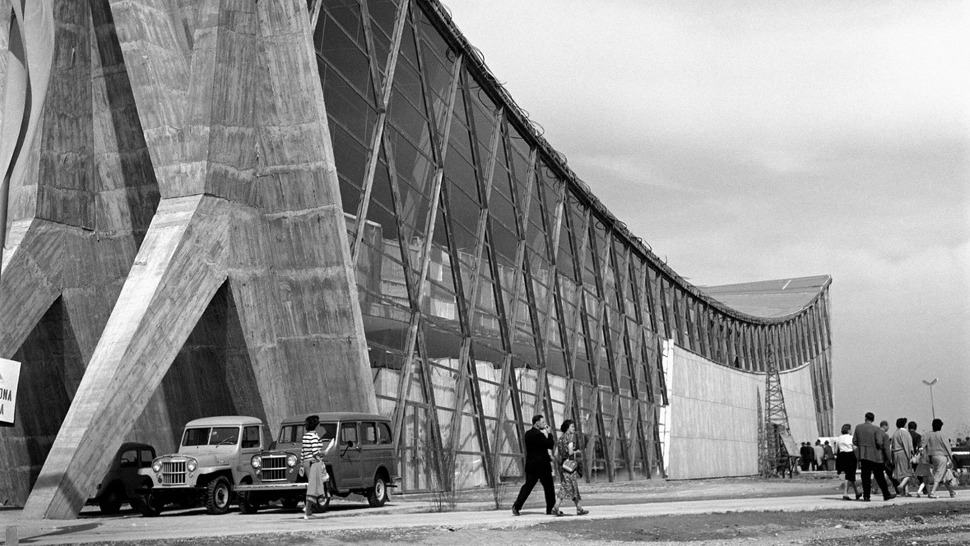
[0,490,961,545]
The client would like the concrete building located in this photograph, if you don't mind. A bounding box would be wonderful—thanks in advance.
[0,0,832,518]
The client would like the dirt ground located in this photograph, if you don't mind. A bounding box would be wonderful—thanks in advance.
[74,501,970,546]
[66,485,970,545]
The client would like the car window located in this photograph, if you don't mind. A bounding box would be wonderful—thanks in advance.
[208,427,239,446]
[279,425,301,444]
[183,428,211,447]
[361,422,377,445]
[319,423,337,442]
[242,426,260,448]
[377,422,393,444]
[139,449,154,468]
[340,422,358,445]
[119,449,138,468]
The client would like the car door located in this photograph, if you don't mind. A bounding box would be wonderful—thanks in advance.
[336,421,362,489]
[376,420,397,480]
[236,425,262,483]
[359,421,378,484]
[116,448,141,491]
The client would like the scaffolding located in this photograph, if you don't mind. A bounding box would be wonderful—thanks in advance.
[760,346,797,477]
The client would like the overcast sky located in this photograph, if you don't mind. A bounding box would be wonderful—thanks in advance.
[443,0,970,437]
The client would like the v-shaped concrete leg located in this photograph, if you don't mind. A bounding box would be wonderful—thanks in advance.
[23,195,229,518]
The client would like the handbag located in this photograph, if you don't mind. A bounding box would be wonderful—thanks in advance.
[561,458,578,473]
[942,467,958,487]
[910,449,922,466]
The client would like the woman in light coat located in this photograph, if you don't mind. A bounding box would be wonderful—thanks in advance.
[924,418,956,498]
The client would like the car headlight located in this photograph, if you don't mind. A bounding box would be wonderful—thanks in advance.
[251,455,262,469]
[187,459,197,472]
[286,454,298,467]
[152,461,162,473]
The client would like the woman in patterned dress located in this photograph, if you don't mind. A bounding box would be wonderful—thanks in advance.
[550,419,589,516]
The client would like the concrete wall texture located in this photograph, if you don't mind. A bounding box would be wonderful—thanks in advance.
[667,346,820,479]
[0,0,834,518]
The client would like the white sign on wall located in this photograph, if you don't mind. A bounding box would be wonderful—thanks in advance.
[0,358,21,425]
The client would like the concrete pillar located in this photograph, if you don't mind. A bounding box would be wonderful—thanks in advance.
[23,0,373,519]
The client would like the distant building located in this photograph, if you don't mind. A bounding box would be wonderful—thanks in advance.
[0,0,831,517]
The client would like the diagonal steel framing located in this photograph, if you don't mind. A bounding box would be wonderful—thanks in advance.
[489,141,539,479]
[351,0,410,264]
[443,91,503,490]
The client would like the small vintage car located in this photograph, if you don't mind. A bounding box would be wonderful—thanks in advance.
[133,416,266,516]
[86,442,156,514]
[234,412,398,512]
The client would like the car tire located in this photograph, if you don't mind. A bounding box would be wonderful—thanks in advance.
[366,475,388,507]
[133,492,162,517]
[98,485,122,515]
[239,491,259,514]
[205,477,232,515]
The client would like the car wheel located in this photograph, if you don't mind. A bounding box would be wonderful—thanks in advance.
[367,475,388,507]
[98,485,122,515]
[133,492,162,517]
[239,491,259,514]
[98,498,122,515]
[205,477,232,515]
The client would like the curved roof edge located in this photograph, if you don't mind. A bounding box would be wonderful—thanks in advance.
[699,275,833,319]
[416,0,829,325]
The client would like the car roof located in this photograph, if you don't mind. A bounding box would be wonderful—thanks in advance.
[280,412,390,426]
[185,416,263,427]
[118,442,154,451]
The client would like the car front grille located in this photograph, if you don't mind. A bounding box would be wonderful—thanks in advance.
[162,461,187,485]
[261,455,287,481]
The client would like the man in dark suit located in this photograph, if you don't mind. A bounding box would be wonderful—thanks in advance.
[853,412,896,501]
[799,442,813,471]
[512,414,556,516]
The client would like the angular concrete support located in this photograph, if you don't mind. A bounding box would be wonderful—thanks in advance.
[0,1,161,504]
[24,195,229,517]
[23,0,374,518]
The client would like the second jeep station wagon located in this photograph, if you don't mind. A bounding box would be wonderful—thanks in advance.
[133,416,266,516]
[235,412,399,513]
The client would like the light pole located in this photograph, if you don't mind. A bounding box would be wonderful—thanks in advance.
[922,378,938,421]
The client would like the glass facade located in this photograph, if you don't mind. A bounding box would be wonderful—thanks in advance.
[309,0,834,492]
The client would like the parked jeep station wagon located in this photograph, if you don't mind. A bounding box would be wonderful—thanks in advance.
[133,416,265,516]
[234,412,398,513]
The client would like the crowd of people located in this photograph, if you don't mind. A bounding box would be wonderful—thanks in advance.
[821,413,960,501]
[296,410,960,519]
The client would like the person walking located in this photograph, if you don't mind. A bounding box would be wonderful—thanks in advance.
[550,419,589,517]
[800,442,813,471]
[914,444,934,497]
[878,420,896,494]
[908,421,929,496]
[835,424,861,500]
[925,418,957,498]
[890,417,915,496]
[823,441,835,471]
[813,440,824,471]
[512,415,557,516]
[301,414,330,519]
[853,412,895,501]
